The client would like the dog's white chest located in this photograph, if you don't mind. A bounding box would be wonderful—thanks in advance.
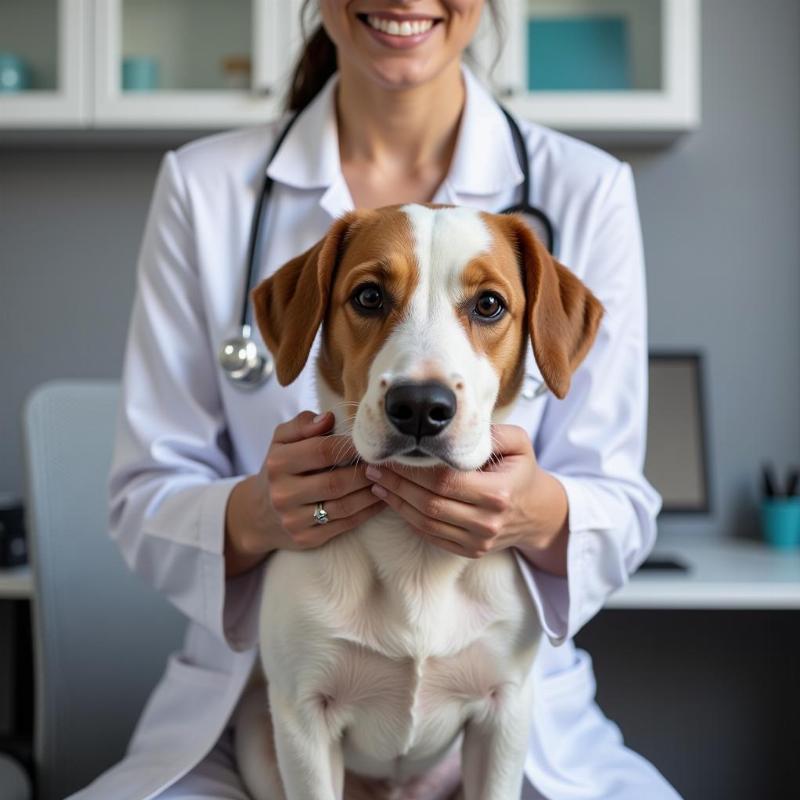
[258,511,540,782]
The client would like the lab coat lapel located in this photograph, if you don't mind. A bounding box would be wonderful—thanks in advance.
[265,74,355,220]
[443,65,524,199]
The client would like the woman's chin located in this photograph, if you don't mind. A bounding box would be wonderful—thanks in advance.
[350,55,458,95]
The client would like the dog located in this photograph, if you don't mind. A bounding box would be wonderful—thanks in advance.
[234,204,603,800]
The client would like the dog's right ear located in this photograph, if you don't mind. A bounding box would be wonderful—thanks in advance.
[503,215,604,400]
[251,211,362,386]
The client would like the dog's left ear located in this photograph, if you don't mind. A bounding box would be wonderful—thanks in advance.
[505,215,604,400]
[251,212,362,386]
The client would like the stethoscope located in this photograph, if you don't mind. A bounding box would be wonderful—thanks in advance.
[219,104,555,401]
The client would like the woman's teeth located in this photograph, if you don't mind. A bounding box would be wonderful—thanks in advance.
[365,15,435,36]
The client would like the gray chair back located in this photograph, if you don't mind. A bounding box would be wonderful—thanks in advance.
[23,381,186,800]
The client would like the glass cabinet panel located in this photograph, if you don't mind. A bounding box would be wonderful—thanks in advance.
[0,0,85,127]
[526,0,663,92]
[119,0,254,93]
[0,0,60,92]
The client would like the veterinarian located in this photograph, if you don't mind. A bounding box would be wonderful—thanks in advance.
[73,2,681,799]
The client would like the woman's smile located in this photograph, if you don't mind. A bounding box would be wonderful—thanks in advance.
[357,11,443,49]
[320,1,483,91]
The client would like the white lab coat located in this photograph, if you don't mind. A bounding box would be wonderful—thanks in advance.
[73,66,678,800]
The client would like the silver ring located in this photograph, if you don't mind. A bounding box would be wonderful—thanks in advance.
[313,502,329,525]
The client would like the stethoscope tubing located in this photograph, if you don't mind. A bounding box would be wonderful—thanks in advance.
[239,110,301,330]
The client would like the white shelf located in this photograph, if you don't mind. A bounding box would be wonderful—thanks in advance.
[607,533,800,610]
[0,566,33,600]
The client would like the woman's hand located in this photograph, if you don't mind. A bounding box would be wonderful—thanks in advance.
[224,410,385,578]
[365,424,570,576]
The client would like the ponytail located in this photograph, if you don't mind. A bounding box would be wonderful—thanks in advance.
[286,1,337,113]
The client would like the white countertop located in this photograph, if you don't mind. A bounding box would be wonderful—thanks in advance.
[607,532,800,609]
[0,565,33,600]
[2,534,800,609]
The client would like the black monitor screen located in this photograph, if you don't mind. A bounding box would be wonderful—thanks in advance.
[644,353,710,514]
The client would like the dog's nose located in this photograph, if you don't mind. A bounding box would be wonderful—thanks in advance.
[385,381,457,439]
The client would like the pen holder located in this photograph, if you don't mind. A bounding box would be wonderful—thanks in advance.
[760,497,800,550]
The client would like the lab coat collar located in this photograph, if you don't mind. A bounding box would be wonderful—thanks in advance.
[266,64,524,214]
[443,64,525,197]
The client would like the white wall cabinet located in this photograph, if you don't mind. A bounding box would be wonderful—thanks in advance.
[0,0,700,139]
[473,0,700,135]
[92,0,287,126]
[0,0,87,126]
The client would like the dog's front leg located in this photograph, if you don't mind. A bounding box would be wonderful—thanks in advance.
[460,680,533,800]
[269,686,344,800]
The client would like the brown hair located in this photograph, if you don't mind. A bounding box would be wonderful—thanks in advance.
[286,0,505,112]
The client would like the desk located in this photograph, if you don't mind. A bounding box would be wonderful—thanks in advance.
[2,536,800,607]
[0,567,33,778]
[0,566,33,601]
[608,532,800,609]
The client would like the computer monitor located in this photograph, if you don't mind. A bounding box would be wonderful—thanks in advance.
[644,352,711,514]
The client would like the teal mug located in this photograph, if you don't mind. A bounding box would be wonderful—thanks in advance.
[0,53,31,92]
[122,56,159,91]
[760,497,800,550]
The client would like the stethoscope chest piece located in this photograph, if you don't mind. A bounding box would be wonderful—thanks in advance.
[218,324,274,389]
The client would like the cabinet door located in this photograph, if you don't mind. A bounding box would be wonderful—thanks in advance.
[474,0,700,137]
[0,0,87,127]
[92,0,298,127]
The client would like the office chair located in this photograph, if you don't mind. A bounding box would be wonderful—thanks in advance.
[0,752,31,800]
[23,381,186,800]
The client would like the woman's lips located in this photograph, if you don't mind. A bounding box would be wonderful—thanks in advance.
[357,12,442,49]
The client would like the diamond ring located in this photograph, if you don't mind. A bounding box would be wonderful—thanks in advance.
[313,502,329,525]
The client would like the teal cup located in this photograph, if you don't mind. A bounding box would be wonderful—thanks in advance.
[122,57,159,91]
[0,53,31,92]
[760,498,800,550]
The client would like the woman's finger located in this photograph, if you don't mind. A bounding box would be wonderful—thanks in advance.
[376,464,505,508]
[285,486,383,531]
[367,466,497,536]
[271,433,359,475]
[272,410,334,444]
[293,497,386,548]
[371,483,473,548]
[276,465,372,508]
[488,423,533,458]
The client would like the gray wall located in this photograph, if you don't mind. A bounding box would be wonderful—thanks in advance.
[2,0,799,531]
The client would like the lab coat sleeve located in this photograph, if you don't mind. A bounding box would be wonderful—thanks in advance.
[107,150,262,652]
[514,161,662,646]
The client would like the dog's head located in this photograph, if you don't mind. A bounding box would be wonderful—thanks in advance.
[253,204,603,470]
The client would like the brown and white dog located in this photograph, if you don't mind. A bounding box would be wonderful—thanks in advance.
[234,204,603,800]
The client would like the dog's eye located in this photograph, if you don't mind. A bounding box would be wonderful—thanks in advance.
[474,292,505,321]
[352,283,384,313]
